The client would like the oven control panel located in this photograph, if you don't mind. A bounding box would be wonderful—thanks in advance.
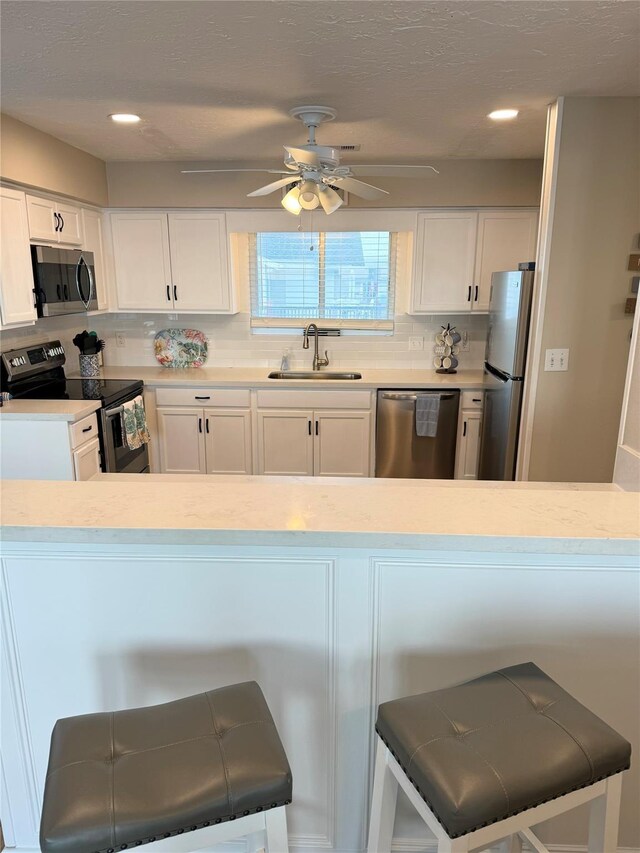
[1,339,66,381]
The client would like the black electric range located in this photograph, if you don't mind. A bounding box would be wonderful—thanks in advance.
[1,339,149,474]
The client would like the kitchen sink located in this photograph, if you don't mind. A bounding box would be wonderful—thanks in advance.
[268,371,362,380]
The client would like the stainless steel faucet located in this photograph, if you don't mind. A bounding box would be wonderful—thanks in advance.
[303,323,330,371]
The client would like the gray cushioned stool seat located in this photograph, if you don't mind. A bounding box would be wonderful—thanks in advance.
[40,681,292,853]
[376,662,631,838]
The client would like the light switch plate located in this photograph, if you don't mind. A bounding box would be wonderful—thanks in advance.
[544,348,569,371]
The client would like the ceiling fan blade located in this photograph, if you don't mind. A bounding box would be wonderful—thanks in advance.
[247,176,299,197]
[181,168,292,175]
[327,176,389,201]
[284,146,320,167]
[318,185,344,215]
[348,165,440,177]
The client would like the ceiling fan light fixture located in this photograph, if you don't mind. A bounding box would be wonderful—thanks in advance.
[281,185,302,215]
[318,184,343,215]
[298,180,320,210]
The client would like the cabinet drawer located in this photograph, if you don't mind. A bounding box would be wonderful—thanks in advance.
[155,387,251,407]
[256,389,372,410]
[69,413,99,449]
[461,391,484,410]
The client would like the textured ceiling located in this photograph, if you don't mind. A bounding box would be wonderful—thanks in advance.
[1,1,639,163]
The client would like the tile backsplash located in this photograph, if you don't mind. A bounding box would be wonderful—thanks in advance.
[1,311,488,372]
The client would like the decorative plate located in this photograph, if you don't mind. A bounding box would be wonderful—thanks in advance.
[154,329,208,368]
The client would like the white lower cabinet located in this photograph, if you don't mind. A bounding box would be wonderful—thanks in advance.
[157,407,206,474]
[157,406,252,475]
[314,410,372,477]
[257,408,371,477]
[205,410,252,474]
[0,412,100,480]
[257,410,314,476]
[73,437,101,481]
[455,392,484,480]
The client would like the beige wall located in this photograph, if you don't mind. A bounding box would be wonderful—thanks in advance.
[528,97,640,483]
[106,158,543,208]
[0,113,108,206]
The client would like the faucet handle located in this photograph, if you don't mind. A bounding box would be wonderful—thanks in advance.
[322,350,330,367]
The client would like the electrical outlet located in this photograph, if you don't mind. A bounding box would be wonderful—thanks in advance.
[544,348,569,371]
[459,331,470,352]
[409,336,424,351]
[115,332,126,348]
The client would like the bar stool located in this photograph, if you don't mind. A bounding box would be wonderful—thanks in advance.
[40,681,292,853]
[367,662,631,853]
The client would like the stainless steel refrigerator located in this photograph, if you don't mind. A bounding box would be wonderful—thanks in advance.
[478,268,535,480]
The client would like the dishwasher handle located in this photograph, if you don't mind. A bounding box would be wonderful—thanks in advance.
[380,392,456,401]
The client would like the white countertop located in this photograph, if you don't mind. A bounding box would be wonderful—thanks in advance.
[0,399,101,422]
[69,365,489,389]
[2,475,638,555]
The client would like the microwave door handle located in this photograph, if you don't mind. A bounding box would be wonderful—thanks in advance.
[76,255,93,308]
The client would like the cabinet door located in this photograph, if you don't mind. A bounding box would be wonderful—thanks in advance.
[56,203,83,246]
[168,213,232,312]
[0,188,37,326]
[73,437,102,481]
[26,194,59,242]
[455,411,482,480]
[157,407,206,474]
[204,409,252,474]
[474,210,538,310]
[412,211,478,313]
[257,410,313,476]
[111,213,173,310]
[314,411,371,477]
[81,209,107,308]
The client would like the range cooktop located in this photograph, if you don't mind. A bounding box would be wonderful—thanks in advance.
[11,376,143,406]
[1,339,142,407]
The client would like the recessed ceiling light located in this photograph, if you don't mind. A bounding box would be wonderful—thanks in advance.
[109,113,141,124]
[488,109,519,121]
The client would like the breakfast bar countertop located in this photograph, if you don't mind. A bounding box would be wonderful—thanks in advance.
[68,365,490,389]
[2,475,638,556]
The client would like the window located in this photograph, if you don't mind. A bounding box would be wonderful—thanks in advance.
[249,231,397,329]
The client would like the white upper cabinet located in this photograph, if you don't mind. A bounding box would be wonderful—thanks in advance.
[411,208,539,314]
[0,187,37,326]
[111,211,234,313]
[474,210,538,311]
[111,212,173,311]
[81,208,107,309]
[412,211,479,313]
[167,213,231,312]
[25,194,83,246]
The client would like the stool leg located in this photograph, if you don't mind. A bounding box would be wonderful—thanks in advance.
[436,836,468,852]
[588,774,623,853]
[265,805,289,853]
[367,738,399,853]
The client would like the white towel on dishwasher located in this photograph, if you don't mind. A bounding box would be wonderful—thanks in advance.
[415,394,440,437]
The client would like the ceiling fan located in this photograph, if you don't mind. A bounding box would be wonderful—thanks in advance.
[181,105,439,215]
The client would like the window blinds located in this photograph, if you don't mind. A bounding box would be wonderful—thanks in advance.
[249,231,397,329]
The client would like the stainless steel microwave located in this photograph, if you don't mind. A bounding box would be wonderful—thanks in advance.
[31,246,98,317]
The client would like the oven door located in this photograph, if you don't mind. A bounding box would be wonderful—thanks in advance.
[101,403,149,474]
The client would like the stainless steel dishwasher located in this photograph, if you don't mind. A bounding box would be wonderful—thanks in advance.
[375,390,460,478]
